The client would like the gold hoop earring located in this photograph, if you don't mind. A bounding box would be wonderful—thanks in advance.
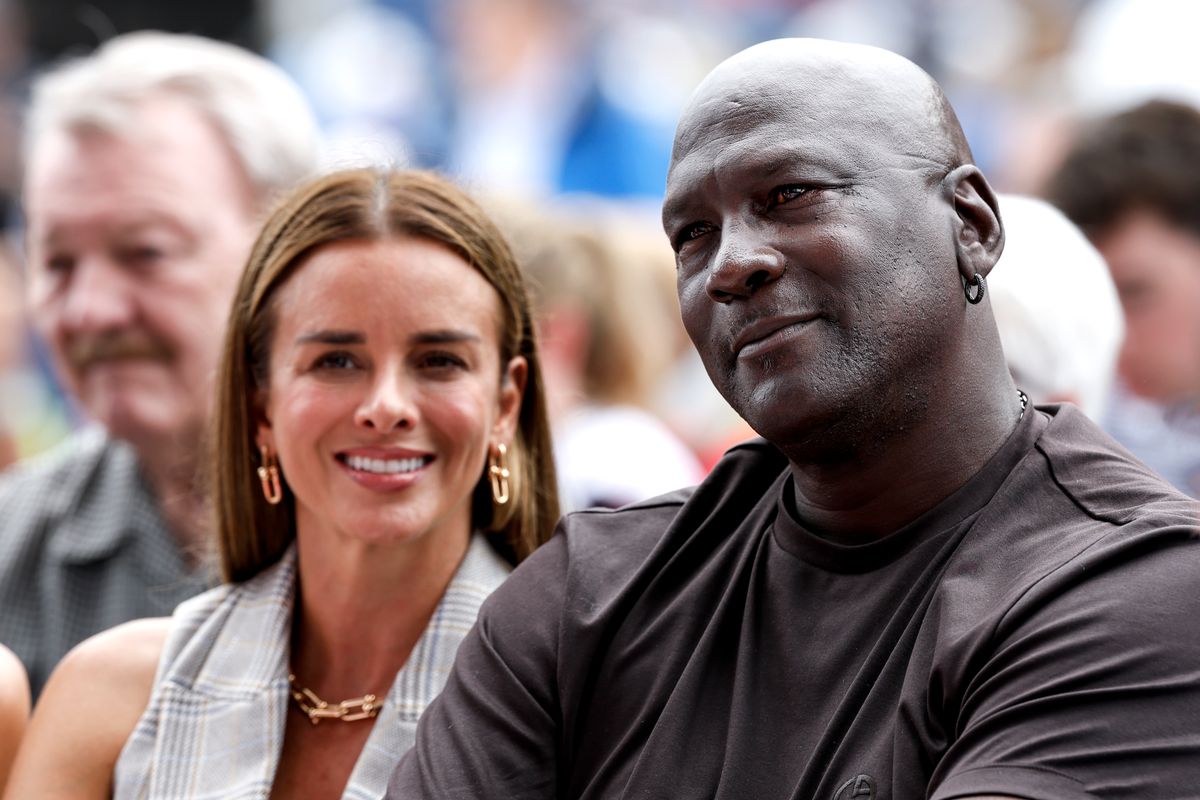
[257,445,283,505]
[488,443,510,506]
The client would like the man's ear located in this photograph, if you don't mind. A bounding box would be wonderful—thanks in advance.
[942,165,1004,282]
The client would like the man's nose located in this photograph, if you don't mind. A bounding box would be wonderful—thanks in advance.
[354,366,416,431]
[705,222,785,303]
[58,258,138,334]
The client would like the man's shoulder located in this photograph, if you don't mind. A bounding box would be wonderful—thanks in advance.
[0,427,147,566]
[541,436,787,607]
[0,427,126,512]
[562,488,694,539]
[1034,404,1200,526]
[469,436,790,694]
[947,405,1200,625]
[559,436,786,553]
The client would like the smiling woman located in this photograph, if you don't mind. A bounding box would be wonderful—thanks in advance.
[257,236,524,564]
[4,169,559,800]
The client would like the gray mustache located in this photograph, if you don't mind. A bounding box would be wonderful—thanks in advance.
[67,333,173,369]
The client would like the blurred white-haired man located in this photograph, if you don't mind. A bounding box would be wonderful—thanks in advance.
[0,31,319,696]
[989,194,1125,420]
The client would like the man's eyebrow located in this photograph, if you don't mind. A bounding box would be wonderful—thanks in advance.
[661,195,691,228]
[662,176,708,228]
[36,212,190,247]
[894,152,957,172]
[663,154,814,226]
[757,156,803,178]
[296,329,365,345]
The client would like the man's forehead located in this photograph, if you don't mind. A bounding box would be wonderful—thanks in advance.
[687,37,932,101]
[25,102,259,229]
[667,38,955,177]
[674,88,876,163]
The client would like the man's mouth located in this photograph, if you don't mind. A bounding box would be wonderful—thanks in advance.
[733,313,820,358]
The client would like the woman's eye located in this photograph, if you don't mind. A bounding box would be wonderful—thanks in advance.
[770,185,809,207]
[313,351,357,371]
[419,351,467,371]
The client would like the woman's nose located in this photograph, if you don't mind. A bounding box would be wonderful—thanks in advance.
[354,369,415,431]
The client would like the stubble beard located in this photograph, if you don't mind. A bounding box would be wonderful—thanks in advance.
[725,318,935,466]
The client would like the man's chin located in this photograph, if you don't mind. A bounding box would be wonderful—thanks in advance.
[83,394,198,454]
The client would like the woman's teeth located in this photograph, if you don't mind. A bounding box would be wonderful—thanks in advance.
[345,455,424,474]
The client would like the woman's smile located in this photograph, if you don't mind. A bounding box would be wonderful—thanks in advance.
[336,448,435,490]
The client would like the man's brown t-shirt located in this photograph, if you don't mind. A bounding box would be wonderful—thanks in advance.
[390,405,1200,799]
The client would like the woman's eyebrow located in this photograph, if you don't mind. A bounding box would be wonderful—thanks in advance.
[410,330,482,345]
[295,329,365,345]
[294,329,483,346]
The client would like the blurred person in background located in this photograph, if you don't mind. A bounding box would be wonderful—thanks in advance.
[0,240,72,469]
[495,199,703,511]
[0,644,27,795]
[436,0,674,199]
[18,0,260,63]
[989,194,1124,420]
[1043,99,1200,495]
[6,168,559,800]
[0,31,319,697]
[0,249,21,469]
[267,0,724,201]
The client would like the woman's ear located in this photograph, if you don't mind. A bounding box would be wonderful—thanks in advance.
[253,388,274,453]
[943,164,1004,282]
[494,355,528,443]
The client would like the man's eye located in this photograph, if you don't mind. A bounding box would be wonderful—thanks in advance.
[674,222,714,252]
[117,246,165,265]
[769,185,809,207]
[44,254,74,273]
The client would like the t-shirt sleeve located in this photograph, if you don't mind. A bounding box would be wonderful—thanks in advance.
[929,528,1200,799]
[386,532,567,799]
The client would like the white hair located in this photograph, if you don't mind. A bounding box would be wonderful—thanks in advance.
[990,194,1125,420]
[24,31,319,206]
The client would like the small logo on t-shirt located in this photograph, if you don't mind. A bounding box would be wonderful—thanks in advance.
[832,774,875,800]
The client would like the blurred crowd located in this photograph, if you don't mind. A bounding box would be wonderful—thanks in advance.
[0,0,1195,495]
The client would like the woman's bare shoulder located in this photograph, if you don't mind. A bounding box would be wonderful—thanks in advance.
[2,618,170,800]
[0,644,29,719]
[58,617,171,695]
[0,643,29,796]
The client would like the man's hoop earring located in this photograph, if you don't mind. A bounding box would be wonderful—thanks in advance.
[257,445,283,505]
[964,271,986,304]
[488,443,510,506]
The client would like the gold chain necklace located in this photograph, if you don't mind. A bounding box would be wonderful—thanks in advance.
[287,673,380,726]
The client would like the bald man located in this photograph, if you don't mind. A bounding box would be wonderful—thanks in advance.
[388,39,1200,799]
